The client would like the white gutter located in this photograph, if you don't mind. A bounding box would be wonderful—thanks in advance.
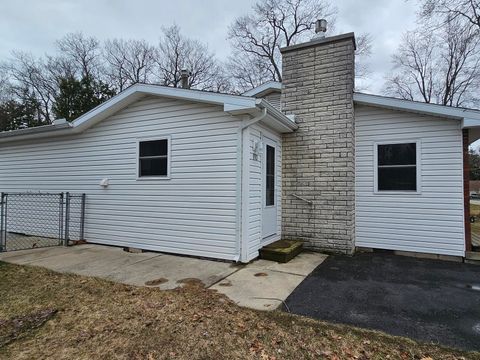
[235,108,268,262]
[256,99,298,131]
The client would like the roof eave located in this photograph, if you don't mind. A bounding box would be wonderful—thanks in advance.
[0,84,296,144]
[354,92,480,127]
[256,99,297,132]
[242,81,282,97]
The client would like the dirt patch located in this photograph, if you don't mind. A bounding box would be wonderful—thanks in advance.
[217,281,232,287]
[0,261,477,360]
[144,278,168,286]
[176,278,204,286]
[254,272,268,277]
[0,308,57,347]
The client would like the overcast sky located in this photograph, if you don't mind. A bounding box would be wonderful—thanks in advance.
[0,0,420,94]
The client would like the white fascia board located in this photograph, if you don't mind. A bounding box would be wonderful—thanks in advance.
[73,83,258,129]
[462,118,480,128]
[224,102,257,114]
[0,84,265,144]
[354,92,480,125]
[242,81,282,97]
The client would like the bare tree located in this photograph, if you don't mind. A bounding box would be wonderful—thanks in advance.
[385,19,480,107]
[227,0,372,92]
[104,39,156,91]
[56,32,102,79]
[226,51,275,92]
[1,51,57,122]
[355,33,373,77]
[420,0,480,30]
[155,25,226,91]
[228,0,337,90]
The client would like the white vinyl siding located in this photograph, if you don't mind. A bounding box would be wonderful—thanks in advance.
[355,105,465,257]
[263,92,281,109]
[0,96,241,260]
[246,124,282,261]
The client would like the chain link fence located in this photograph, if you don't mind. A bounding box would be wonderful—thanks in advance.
[0,192,85,252]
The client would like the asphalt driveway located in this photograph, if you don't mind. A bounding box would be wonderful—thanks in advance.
[285,252,480,351]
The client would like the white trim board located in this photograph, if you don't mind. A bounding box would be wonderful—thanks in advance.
[372,139,422,195]
[354,92,480,126]
[242,81,282,97]
[0,84,297,144]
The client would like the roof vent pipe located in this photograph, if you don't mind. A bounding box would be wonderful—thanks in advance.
[313,19,327,39]
[180,69,190,89]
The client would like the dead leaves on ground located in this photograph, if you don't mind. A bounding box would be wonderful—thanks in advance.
[0,262,475,360]
[0,308,57,347]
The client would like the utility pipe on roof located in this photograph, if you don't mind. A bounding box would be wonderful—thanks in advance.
[234,108,268,262]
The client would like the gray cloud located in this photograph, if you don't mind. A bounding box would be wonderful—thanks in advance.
[0,0,419,94]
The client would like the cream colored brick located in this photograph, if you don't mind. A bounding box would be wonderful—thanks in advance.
[281,35,355,254]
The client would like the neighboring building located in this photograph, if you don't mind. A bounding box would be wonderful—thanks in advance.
[1,27,480,261]
[470,181,480,196]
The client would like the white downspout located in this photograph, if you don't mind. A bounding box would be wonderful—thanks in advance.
[234,108,267,262]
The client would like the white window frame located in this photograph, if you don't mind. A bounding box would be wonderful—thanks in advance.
[136,135,171,180]
[373,139,421,194]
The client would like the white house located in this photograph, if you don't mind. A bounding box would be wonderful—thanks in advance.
[1,28,480,261]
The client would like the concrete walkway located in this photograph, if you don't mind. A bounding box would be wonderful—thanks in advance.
[0,244,327,311]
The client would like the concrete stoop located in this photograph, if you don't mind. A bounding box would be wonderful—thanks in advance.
[259,240,303,263]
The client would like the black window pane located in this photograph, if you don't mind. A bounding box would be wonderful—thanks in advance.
[378,167,416,191]
[266,145,275,206]
[140,140,168,157]
[378,143,416,166]
[140,158,168,176]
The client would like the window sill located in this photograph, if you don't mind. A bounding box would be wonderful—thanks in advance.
[136,176,171,181]
[373,190,421,195]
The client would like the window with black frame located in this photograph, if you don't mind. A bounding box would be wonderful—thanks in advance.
[266,145,275,206]
[138,139,169,177]
[377,142,417,191]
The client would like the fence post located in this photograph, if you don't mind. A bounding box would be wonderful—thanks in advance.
[64,192,70,246]
[0,193,5,252]
[59,193,64,246]
[80,193,86,241]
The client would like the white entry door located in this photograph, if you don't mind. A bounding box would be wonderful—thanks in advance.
[262,137,277,238]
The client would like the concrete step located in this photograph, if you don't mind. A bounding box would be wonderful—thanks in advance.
[466,251,480,261]
[259,240,303,263]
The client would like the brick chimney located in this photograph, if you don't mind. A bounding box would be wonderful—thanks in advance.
[280,31,356,254]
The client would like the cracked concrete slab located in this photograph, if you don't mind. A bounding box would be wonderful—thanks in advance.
[0,244,327,310]
[211,252,328,310]
[0,244,239,290]
[106,253,241,289]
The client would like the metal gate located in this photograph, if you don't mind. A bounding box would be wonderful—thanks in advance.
[0,192,85,252]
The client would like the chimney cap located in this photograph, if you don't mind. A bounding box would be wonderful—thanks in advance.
[180,68,190,89]
[315,19,327,34]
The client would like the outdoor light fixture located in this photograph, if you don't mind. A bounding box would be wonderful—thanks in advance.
[99,178,109,188]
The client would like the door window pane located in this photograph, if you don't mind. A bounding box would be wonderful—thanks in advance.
[266,145,275,206]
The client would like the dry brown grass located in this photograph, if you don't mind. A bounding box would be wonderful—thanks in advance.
[0,261,478,360]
